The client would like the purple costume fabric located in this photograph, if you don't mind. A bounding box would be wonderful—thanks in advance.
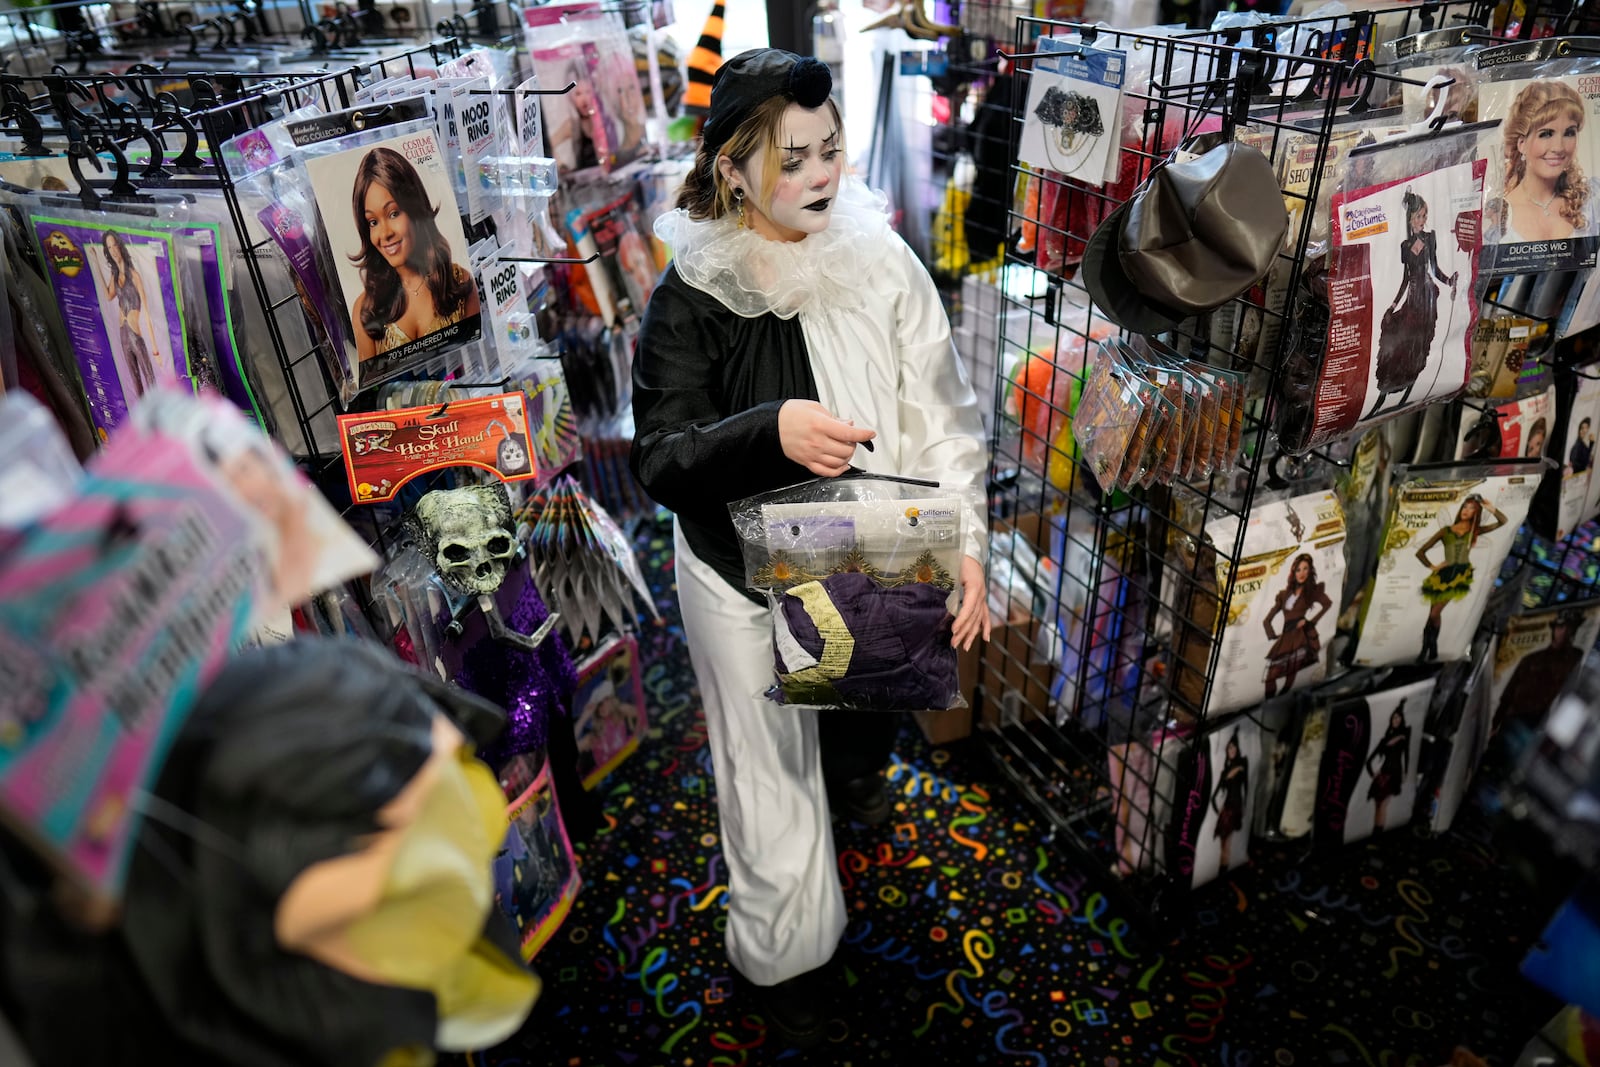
[774,570,957,710]
[455,573,579,767]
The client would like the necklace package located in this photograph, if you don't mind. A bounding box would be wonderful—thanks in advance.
[1476,38,1600,274]
[730,473,982,712]
[1315,674,1437,844]
[1017,42,1124,185]
[1352,460,1544,667]
[1284,131,1485,454]
[1203,489,1348,716]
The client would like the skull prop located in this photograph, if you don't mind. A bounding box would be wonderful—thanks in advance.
[414,485,518,596]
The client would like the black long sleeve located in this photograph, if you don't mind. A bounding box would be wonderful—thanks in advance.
[631,266,822,598]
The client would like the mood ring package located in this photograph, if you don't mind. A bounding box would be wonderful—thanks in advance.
[729,473,983,712]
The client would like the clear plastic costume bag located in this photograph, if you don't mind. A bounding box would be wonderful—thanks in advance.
[729,472,983,712]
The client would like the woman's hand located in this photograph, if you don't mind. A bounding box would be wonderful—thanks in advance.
[951,555,991,652]
[778,399,876,477]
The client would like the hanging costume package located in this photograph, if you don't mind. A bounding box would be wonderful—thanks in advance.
[287,100,483,394]
[27,200,193,437]
[495,750,582,962]
[1168,713,1263,888]
[1353,460,1543,667]
[1204,489,1348,716]
[729,473,983,712]
[221,109,365,410]
[1423,653,1492,833]
[1559,370,1600,538]
[1454,382,1556,460]
[1282,133,1485,454]
[1315,674,1437,844]
[1490,600,1600,734]
[1477,39,1600,275]
[1260,697,1330,841]
[1468,313,1546,399]
[1374,26,1486,122]
[571,633,648,789]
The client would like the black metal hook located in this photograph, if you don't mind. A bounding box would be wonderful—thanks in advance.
[1341,57,1380,115]
[154,93,202,169]
[1,99,49,157]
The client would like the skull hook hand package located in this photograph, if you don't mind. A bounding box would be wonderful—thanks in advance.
[729,473,983,712]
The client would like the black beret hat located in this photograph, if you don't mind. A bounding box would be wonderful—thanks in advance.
[701,48,833,152]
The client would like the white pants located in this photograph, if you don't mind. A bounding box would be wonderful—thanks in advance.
[673,521,846,986]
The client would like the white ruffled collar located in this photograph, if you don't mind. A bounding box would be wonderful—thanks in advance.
[653,178,894,319]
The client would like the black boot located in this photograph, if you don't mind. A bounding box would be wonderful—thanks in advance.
[744,968,828,1049]
[830,774,893,826]
[1419,620,1440,663]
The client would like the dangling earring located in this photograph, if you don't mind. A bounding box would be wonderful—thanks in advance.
[734,188,746,228]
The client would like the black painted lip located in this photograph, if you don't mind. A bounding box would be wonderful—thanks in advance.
[803,197,832,211]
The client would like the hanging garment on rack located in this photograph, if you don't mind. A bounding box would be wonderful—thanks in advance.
[963,73,1018,268]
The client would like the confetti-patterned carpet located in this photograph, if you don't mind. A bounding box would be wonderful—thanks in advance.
[462,515,1560,1067]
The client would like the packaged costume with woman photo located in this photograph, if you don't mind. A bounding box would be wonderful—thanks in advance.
[571,633,648,789]
[28,214,189,437]
[1454,382,1555,460]
[1316,675,1436,843]
[1353,462,1543,667]
[530,41,617,175]
[1299,152,1484,452]
[1490,601,1600,734]
[1559,371,1600,538]
[1204,489,1347,715]
[1168,715,1262,888]
[495,751,582,961]
[293,107,482,390]
[1477,39,1600,275]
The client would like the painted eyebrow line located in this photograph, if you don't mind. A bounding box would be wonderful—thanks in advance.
[782,130,841,154]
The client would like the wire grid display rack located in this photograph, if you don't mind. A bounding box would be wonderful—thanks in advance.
[1,20,582,547]
[971,9,1490,928]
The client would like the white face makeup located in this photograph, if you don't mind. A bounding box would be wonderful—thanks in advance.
[738,103,844,241]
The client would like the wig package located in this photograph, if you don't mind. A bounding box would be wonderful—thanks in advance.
[1352,460,1545,667]
[285,100,482,396]
[1374,25,1486,122]
[729,473,983,712]
[1476,38,1600,275]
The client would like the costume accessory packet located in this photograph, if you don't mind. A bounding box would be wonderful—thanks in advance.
[729,473,984,712]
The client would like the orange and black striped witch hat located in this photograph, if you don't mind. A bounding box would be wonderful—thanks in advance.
[683,0,724,115]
